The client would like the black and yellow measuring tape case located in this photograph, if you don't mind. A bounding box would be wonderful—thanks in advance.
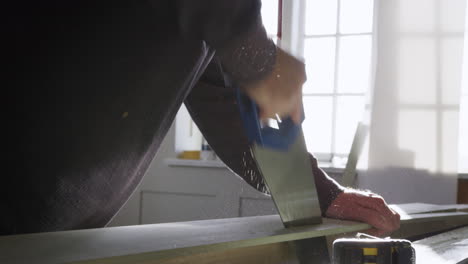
[332,236,415,264]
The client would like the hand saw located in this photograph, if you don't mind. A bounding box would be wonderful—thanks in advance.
[236,90,322,227]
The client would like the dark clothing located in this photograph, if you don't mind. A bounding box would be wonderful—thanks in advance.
[3,1,342,235]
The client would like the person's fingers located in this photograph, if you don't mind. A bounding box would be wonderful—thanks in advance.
[259,108,275,123]
[291,107,301,124]
[389,209,401,231]
[258,92,303,125]
[353,205,387,230]
[326,192,400,236]
[386,206,400,228]
[274,87,303,124]
[351,202,399,235]
[290,96,303,124]
[244,47,306,124]
[355,195,400,231]
[355,193,386,211]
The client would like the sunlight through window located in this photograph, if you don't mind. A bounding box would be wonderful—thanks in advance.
[302,0,375,163]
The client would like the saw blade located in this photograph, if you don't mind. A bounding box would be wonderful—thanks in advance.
[252,130,322,227]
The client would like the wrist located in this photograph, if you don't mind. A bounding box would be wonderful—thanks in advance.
[218,21,277,87]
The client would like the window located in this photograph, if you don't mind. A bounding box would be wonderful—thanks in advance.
[264,0,468,173]
[282,0,375,164]
[264,1,375,164]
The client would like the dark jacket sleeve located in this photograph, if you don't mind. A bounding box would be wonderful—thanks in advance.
[175,0,277,86]
[185,59,344,215]
[308,155,345,213]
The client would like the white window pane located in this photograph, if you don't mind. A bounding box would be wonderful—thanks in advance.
[303,96,333,154]
[303,37,336,93]
[337,36,372,93]
[334,96,366,154]
[340,0,374,34]
[305,0,337,35]
[261,0,278,36]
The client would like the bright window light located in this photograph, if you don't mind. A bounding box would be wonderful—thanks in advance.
[303,96,333,154]
[305,0,338,35]
[337,35,372,93]
[302,0,375,161]
[261,0,279,36]
[340,0,374,34]
[303,37,336,94]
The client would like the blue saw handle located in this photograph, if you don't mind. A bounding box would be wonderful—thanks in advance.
[236,88,304,151]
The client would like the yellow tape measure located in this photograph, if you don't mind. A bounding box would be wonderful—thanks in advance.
[332,233,415,264]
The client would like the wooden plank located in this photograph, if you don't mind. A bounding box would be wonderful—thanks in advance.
[0,216,368,264]
[134,237,330,264]
[326,211,468,253]
[413,226,468,264]
[390,203,468,215]
[1,211,467,264]
[386,211,468,240]
[154,242,299,264]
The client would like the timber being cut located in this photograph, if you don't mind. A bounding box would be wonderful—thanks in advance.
[413,226,468,264]
[0,216,369,264]
[390,203,468,215]
[1,207,467,264]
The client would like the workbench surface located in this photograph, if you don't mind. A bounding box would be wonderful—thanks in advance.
[414,226,468,264]
[0,203,467,263]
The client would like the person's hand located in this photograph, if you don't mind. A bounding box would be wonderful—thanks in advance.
[325,189,400,237]
[243,47,306,124]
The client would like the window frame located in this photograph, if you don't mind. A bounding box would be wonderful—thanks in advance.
[281,0,377,164]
